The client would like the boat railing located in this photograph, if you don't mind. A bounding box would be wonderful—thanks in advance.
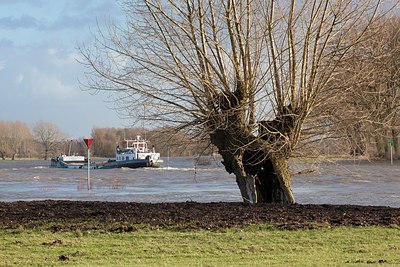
[123,138,150,152]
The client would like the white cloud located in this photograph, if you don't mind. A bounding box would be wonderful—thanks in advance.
[15,74,24,84]
[29,68,77,98]
[68,51,82,62]
[0,15,41,30]
[47,47,57,55]
[0,0,45,6]
[0,60,5,71]
[50,51,80,68]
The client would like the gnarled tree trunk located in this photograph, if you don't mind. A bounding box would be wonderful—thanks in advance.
[211,130,295,204]
[255,153,295,204]
[224,148,294,204]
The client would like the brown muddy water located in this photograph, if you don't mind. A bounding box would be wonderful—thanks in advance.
[0,157,398,207]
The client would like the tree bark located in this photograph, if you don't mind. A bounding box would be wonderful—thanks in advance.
[255,153,295,204]
[211,130,295,204]
[229,152,295,204]
[44,148,49,160]
[375,136,386,158]
[392,129,399,160]
[349,122,366,156]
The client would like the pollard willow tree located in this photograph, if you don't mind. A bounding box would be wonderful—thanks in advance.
[81,0,395,203]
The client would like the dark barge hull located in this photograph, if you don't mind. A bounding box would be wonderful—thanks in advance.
[99,159,150,169]
[51,159,163,169]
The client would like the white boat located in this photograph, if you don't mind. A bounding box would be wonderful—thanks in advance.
[50,155,87,169]
[51,136,163,169]
[101,136,163,169]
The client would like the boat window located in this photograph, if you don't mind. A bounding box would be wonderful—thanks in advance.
[126,156,129,161]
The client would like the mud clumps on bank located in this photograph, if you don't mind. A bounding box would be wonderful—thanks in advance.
[0,200,398,230]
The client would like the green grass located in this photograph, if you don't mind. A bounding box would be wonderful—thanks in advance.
[1,225,399,266]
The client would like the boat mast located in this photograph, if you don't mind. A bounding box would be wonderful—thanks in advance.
[68,140,72,156]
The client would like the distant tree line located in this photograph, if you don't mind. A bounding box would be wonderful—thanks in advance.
[90,126,213,158]
[0,120,213,160]
[0,114,399,161]
[0,120,69,160]
[0,118,399,160]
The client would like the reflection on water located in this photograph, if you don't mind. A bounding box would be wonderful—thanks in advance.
[0,158,398,207]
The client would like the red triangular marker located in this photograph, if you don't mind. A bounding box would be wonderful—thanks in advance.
[84,138,93,149]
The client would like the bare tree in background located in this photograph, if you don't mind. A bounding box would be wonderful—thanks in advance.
[91,127,120,157]
[0,121,32,160]
[32,121,66,160]
[312,16,400,159]
[0,121,9,160]
[356,17,400,159]
[81,0,396,203]
[7,121,31,160]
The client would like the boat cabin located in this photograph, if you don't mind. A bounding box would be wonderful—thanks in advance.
[115,136,159,162]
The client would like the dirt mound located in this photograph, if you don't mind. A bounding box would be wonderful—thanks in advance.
[0,200,399,230]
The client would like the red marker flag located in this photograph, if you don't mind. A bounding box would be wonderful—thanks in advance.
[84,138,93,149]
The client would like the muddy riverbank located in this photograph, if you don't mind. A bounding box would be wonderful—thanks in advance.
[1,200,399,230]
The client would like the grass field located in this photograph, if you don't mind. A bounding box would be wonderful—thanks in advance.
[1,224,399,266]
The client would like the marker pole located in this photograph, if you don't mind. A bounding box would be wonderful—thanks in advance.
[83,138,93,190]
[87,148,90,190]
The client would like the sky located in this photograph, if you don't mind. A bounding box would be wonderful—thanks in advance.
[0,0,130,138]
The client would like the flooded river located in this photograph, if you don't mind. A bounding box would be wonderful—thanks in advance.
[0,158,398,207]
